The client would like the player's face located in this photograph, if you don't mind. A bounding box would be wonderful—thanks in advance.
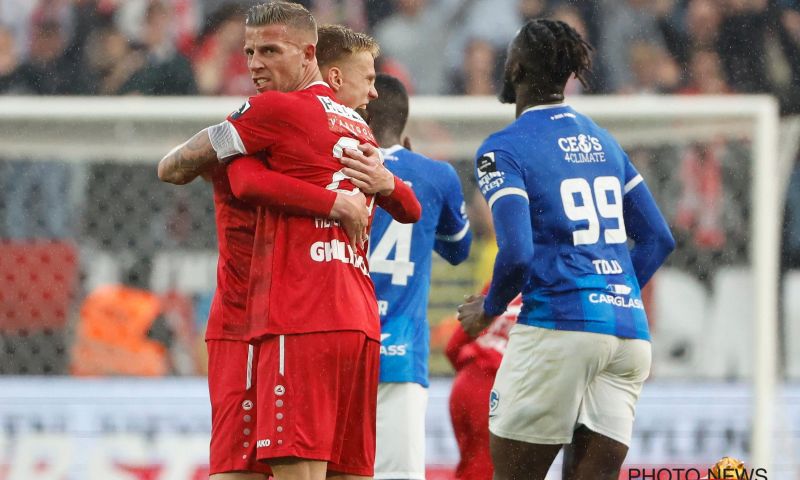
[244,24,310,93]
[335,51,378,110]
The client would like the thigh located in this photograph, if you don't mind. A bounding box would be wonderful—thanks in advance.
[490,325,611,445]
[490,432,561,480]
[328,335,380,478]
[374,382,428,480]
[578,338,651,447]
[207,340,271,476]
[256,332,347,464]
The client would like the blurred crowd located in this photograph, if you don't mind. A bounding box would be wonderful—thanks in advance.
[0,0,799,110]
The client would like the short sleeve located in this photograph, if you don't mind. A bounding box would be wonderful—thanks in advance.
[475,139,528,210]
[622,151,644,196]
[224,93,281,155]
[435,163,470,242]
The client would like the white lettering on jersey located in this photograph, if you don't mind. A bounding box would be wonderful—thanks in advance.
[316,96,368,125]
[591,259,624,275]
[377,300,389,316]
[256,439,271,448]
[588,293,644,310]
[315,218,341,229]
[379,333,407,356]
[309,239,369,276]
[558,135,606,163]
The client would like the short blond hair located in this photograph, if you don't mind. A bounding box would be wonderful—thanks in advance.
[246,2,317,41]
[316,24,379,68]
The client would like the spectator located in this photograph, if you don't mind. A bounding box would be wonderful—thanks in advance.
[13,17,87,94]
[192,4,250,96]
[119,0,197,95]
[82,22,147,94]
[716,0,771,93]
[309,0,368,32]
[598,0,670,93]
[0,24,20,92]
[679,48,732,94]
[452,38,498,95]
[624,40,681,94]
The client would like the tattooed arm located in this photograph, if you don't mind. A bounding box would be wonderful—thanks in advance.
[157,129,220,185]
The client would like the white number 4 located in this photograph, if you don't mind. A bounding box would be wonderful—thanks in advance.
[369,221,415,285]
[560,176,626,246]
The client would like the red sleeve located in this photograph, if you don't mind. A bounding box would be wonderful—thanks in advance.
[226,94,281,154]
[375,176,422,223]
[228,155,337,217]
[445,323,473,372]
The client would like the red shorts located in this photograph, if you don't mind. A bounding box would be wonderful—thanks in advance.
[449,362,496,480]
[207,339,271,476]
[255,331,379,476]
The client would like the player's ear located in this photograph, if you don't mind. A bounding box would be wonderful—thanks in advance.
[327,66,343,91]
[302,43,316,66]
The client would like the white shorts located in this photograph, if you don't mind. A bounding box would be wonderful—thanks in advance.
[375,382,428,479]
[489,324,651,447]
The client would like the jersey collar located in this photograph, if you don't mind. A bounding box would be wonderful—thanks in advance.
[521,102,568,116]
[382,144,404,156]
[304,80,330,90]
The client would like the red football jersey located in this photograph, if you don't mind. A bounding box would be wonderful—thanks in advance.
[226,82,381,341]
[205,166,256,341]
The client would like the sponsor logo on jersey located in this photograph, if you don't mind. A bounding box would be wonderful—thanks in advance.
[379,333,407,356]
[558,134,606,163]
[489,389,500,416]
[256,439,271,448]
[588,292,644,310]
[607,283,632,295]
[477,153,505,194]
[230,100,251,119]
[309,239,369,276]
[477,152,497,175]
[316,95,377,144]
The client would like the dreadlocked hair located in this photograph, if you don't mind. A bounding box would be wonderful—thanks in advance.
[520,18,593,89]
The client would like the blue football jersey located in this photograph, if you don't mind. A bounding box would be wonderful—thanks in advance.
[370,145,471,386]
[477,104,650,340]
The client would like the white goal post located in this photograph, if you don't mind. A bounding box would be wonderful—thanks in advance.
[0,94,784,470]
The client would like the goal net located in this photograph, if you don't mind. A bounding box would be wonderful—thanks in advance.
[0,95,795,478]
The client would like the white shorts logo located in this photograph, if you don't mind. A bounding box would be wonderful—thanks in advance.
[489,389,500,416]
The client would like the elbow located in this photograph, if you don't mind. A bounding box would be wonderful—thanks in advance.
[158,159,188,185]
[447,236,472,266]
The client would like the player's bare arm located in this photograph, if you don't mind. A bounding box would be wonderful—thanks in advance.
[457,294,496,337]
[157,129,218,185]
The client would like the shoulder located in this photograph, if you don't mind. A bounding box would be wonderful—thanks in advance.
[477,128,519,160]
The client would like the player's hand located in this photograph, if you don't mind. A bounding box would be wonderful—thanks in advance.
[330,191,369,249]
[340,144,395,196]
[457,294,495,337]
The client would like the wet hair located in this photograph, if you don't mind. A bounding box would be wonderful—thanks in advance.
[245,1,317,42]
[516,18,592,90]
[366,74,408,139]
[316,24,379,68]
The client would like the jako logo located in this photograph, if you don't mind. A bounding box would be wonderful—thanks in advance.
[257,439,271,448]
[310,239,369,276]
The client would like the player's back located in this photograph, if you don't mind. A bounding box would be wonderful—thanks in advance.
[370,145,470,385]
[205,166,256,341]
[477,104,649,340]
[226,82,381,341]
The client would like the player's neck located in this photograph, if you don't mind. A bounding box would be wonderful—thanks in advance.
[515,85,565,117]
[375,133,401,149]
[296,66,324,91]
